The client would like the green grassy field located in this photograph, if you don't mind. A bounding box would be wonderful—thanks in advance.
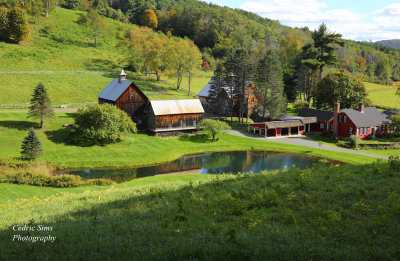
[0,112,377,168]
[0,7,212,105]
[364,82,400,109]
[1,161,399,260]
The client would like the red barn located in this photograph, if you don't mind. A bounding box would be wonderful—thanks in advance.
[97,70,205,133]
[97,70,149,129]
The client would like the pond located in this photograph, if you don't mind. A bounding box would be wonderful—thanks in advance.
[62,151,332,183]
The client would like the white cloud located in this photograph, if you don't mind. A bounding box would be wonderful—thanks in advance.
[374,3,400,16]
[240,0,400,41]
[240,0,361,24]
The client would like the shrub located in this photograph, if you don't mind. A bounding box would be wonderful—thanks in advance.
[349,135,359,149]
[292,101,308,113]
[0,172,114,187]
[71,104,137,145]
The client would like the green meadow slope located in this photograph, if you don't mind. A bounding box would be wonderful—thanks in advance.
[0,161,399,259]
[364,82,400,109]
[0,8,211,105]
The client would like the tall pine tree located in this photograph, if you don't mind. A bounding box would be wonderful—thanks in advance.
[255,50,287,120]
[29,82,54,128]
[21,127,42,161]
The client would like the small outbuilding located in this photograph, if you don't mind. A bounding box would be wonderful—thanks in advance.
[147,99,205,134]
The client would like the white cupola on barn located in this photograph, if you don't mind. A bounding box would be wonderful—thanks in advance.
[118,69,127,83]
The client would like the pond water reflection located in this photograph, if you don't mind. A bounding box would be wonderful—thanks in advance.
[64,151,328,183]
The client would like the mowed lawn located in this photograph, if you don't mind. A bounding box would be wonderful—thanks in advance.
[0,112,377,168]
[364,82,400,109]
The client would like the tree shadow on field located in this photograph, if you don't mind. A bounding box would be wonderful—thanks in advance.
[0,177,261,261]
[45,128,102,147]
[178,134,213,143]
[0,121,38,130]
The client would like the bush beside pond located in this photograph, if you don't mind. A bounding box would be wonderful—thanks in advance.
[0,158,114,187]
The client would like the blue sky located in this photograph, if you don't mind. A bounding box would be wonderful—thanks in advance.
[202,0,400,41]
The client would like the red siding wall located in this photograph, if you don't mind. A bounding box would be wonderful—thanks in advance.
[299,125,304,135]
[338,112,356,138]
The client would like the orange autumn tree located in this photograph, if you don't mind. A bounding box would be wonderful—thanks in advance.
[141,10,158,29]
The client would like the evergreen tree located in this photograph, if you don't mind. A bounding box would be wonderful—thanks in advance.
[208,63,230,118]
[7,7,29,43]
[223,49,254,124]
[21,127,42,161]
[28,82,54,128]
[312,23,344,79]
[315,70,367,110]
[255,50,287,119]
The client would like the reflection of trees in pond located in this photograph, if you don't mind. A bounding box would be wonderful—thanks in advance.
[67,168,138,183]
[203,153,231,170]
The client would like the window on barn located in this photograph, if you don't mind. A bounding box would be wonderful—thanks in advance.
[330,124,333,132]
[338,115,342,122]
[344,116,348,123]
[320,123,325,129]
[193,120,197,126]
[349,127,353,135]
[130,91,134,98]
[168,122,172,128]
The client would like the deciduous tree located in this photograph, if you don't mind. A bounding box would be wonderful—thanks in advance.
[315,70,367,110]
[199,119,231,142]
[141,9,157,29]
[28,82,54,129]
[85,9,106,47]
[0,7,8,41]
[184,39,202,96]
[7,7,29,43]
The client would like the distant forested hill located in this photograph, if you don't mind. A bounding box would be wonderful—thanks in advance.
[375,39,400,49]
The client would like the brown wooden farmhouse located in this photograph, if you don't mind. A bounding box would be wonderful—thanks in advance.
[97,70,205,133]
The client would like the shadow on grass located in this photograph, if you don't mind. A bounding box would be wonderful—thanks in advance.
[178,134,213,143]
[44,128,97,147]
[0,120,38,130]
[1,162,399,260]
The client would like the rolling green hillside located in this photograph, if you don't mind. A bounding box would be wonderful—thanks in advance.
[0,8,211,105]
[364,82,400,109]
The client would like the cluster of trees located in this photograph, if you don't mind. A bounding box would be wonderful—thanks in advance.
[209,48,287,124]
[0,7,29,43]
[120,25,202,92]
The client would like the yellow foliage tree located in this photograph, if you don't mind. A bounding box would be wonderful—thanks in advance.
[141,9,158,29]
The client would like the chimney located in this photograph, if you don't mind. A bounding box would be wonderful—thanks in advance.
[333,102,340,136]
[304,102,309,108]
[359,102,364,113]
[118,69,126,83]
